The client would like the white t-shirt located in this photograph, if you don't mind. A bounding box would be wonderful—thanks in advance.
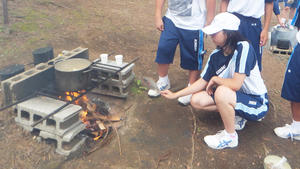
[227,0,265,18]
[165,0,206,30]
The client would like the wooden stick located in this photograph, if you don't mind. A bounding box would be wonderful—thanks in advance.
[108,120,122,156]
[86,128,109,155]
[155,150,171,169]
[187,105,196,169]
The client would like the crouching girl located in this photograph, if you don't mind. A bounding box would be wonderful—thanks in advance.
[161,12,269,149]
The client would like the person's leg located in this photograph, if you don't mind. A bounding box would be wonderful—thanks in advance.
[283,1,292,22]
[188,70,200,84]
[190,91,217,111]
[203,86,238,149]
[148,17,178,97]
[157,64,169,77]
[177,29,203,105]
[289,8,297,20]
[288,7,297,25]
[275,44,300,140]
[274,101,300,140]
[214,86,236,133]
[291,101,300,120]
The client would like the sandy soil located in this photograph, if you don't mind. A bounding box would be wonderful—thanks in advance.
[0,0,299,169]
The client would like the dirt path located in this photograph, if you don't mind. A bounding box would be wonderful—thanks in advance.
[0,0,299,168]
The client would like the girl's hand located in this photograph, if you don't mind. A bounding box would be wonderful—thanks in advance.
[161,90,177,99]
[155,17,164,31]
[206,76,217,95]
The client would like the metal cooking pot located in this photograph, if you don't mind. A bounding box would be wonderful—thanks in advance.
[271,26,298,49]
[54,58,92,91]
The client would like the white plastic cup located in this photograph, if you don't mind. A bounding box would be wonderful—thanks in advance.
[115,55,123,66]
[100,53,108,63]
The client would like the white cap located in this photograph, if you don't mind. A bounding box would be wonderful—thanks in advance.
[202,12,240,35]
[297,30,300,43]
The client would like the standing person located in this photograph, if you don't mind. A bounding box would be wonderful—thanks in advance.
[274,8,300,140]
[274,0,286,27]
[220,0,273,130]
[220,0,274,72]
[282,0,299,26]
[161,12,269,149]
[148,0,216,106]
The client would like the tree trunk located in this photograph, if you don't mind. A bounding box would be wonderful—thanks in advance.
[2,0,8,24]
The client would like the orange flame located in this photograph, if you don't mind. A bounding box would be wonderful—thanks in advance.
[60,90,104,141]
[93,135,101,141]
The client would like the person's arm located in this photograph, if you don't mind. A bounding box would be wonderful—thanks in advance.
[276,14,285,27]
[206,73,246,95]
[274,1,285,27]
[220,0,229,12]
[161,78,208,99]
[155,0,166,31]
[260,1,274,46]
[205,0,216,26]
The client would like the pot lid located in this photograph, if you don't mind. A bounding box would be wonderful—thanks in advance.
[55,58,92,72]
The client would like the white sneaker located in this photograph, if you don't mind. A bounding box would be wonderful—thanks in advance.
[204,130,238,149]
[274,124,300,141]
[178,94,192,106]
[147,79,170,97]
[234,116,247,131]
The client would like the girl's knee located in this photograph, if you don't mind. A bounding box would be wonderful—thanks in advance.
[214,86,235,104]
[190,94,208,110]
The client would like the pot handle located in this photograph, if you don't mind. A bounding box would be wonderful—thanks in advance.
[82,69,92,74]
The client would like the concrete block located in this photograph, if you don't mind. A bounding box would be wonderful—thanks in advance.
[40,130,87,156]
[1,47,89,106]
[91,60,135,98]
[15,96,83,137]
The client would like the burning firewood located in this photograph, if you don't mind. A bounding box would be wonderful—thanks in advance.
[96,121,106,130]
[87,113,122,122]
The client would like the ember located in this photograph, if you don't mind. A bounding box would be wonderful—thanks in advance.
[59,91,117,141]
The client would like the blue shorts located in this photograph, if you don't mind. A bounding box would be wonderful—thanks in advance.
[155,16,204,70]
[285,0,299,8]
[274,0,281,15]
[235,92,269,121]
[232,13,263,71]
[281,44,300,102]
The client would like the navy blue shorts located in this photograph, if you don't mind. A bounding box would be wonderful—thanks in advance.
[232,13,263,71]
[155,16,204,70]
[285,0,299,8]
[281,44,300,102]
[274,0,281,15]
[235,92,269,121]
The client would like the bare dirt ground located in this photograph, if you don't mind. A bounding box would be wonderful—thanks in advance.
[0,0,299,169]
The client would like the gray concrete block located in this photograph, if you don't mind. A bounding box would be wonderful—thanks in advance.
[15,96,83,137]
[91,60,135,98]
[92,83,130,98]
[40,130,87,156]
[39,121,85,142]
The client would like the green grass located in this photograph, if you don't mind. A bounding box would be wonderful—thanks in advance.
[131,79,148,95]
[11,9,54,33]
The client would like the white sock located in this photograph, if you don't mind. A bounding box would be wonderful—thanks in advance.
[291,120,300,133]
[225,130,238,139]
[281,18,286,24]
[158,75,169,83]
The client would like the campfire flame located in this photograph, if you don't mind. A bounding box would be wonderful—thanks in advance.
[60,90,106,141]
